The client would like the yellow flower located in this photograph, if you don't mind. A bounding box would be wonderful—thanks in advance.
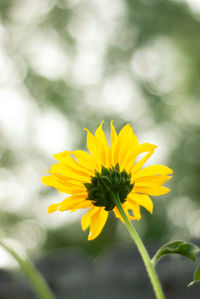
[42,121,173,240]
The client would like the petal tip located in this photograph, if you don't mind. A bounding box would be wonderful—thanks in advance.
[41,176,48,184]
[99,120,104,127]
[88,233,96,241]
[136,214,142,221]
[48,203,59,214]
[110,120,115,128]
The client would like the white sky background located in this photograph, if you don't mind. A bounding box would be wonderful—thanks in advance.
[0,0,199,267]
[173,0,200,12]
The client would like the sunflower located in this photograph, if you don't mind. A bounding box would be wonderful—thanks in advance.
[42,121,172,240]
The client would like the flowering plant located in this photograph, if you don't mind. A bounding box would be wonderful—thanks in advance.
[41,121,200,298]
[1,122,199,299]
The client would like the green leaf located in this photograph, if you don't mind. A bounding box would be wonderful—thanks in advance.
[152,240,200,266]
[188,265,200,287]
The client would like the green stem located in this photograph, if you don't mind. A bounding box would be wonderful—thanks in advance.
[111,193,165,299]
[0,240,55,299]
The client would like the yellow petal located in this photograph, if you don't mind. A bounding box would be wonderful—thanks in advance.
[52,174,85,188]
[42,175,71,193]
[122,143,157,172]
[125,200,141,220]
[71,150,96,172]
[110,121,118,165]
[131,149,156,175]
[133,186,170,196]
[70,191,89,197]
[113,124,131,166]
[134,165,173,179]
[54,152,94,176]
[128,193,153,213]
[134,175,171,186]
[114,201,141,222]
[84,128,102,171]
[95,121,110,167]
[117,124,139,167]
[120,148,138,171]
[59,196,91,211]
[50,163,91,182]
[81,206,99,231]
[88,208,108,240]
[52,173,87,187]
[42,175,86,194]
[48,203,60,214]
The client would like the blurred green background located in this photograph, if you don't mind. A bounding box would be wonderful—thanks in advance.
[0,0,200,297]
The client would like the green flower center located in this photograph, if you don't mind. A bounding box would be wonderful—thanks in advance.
[84,164,134,211]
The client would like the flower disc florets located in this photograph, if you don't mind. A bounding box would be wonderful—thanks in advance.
[84,164,134,211]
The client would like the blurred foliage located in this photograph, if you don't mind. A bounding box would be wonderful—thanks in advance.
[0,0,200,263]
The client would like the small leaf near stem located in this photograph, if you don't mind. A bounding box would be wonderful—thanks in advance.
[188,265,200,287]
[152,241,200,266]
